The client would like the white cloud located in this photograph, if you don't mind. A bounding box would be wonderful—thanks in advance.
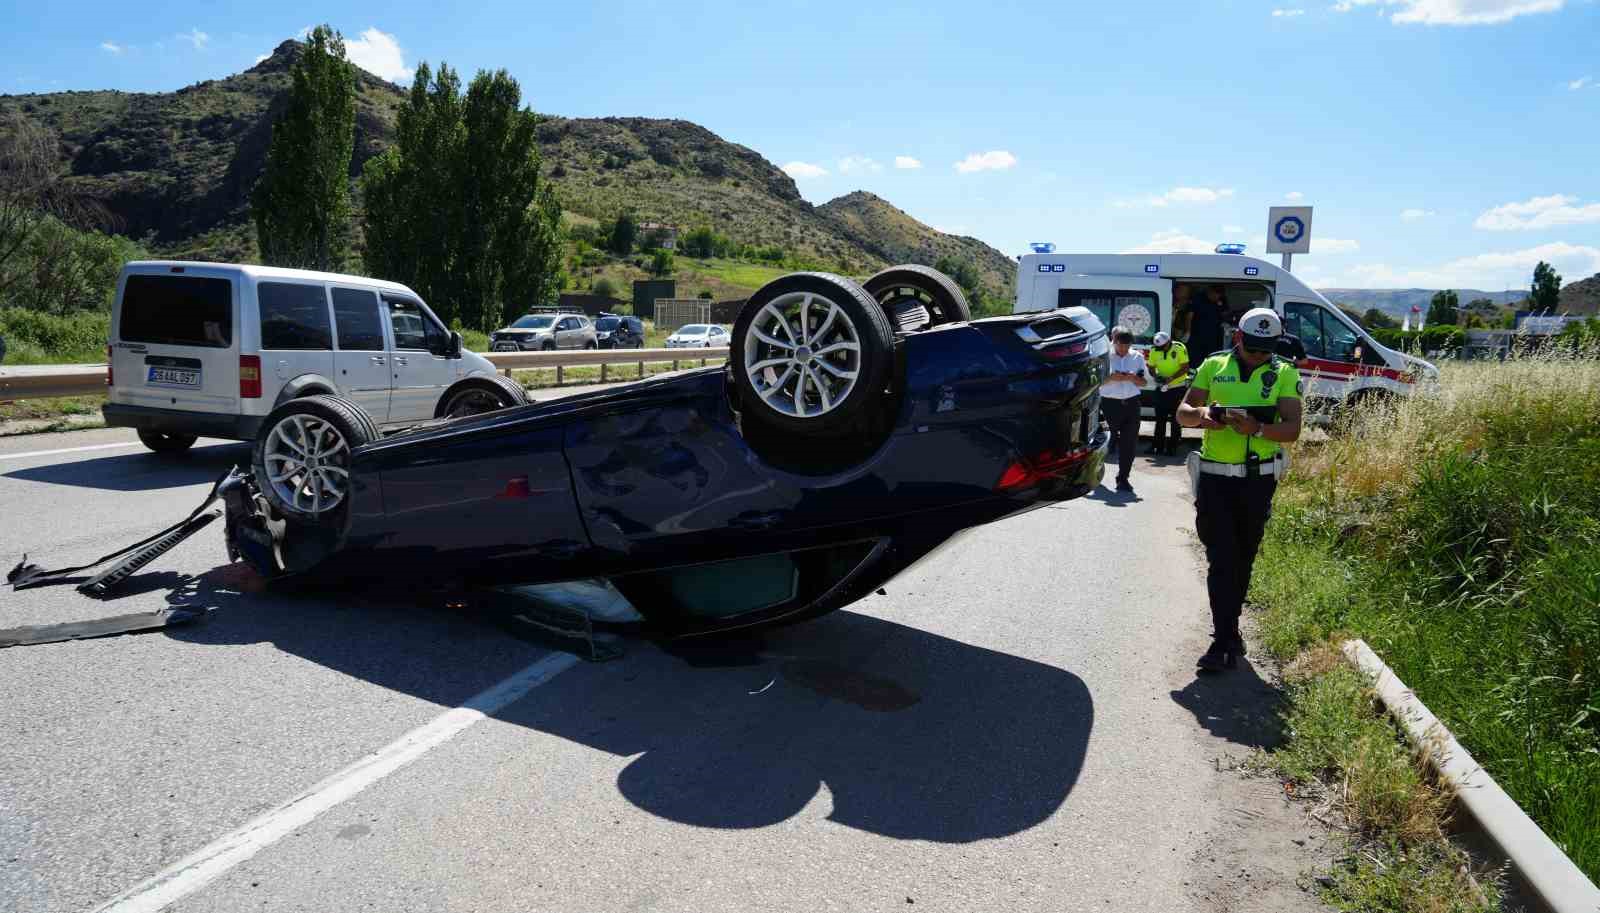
[1330,0,1563,25]
[1223,225,1246,234]
[1569,76,1592,90]
[254,53,270,64]
[177,28,210,50]
[782,161,829,180]
[1474,194,1600,231]
[1272,8,1307,15]
[346,27,412,82]
[954,150,1018,173]
[1343,242,1600,288]
[1400,208,1435,221]
[893,155,922,170]
[1285,191,1305,201]
[1122,229,1217,255]
[1116,186,1235,208]
[837,155,882,175]
[1315,237,1361,254]
[100,41,123,54]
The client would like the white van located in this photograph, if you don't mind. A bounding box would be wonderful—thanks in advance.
[1014,250,1438,416]
[104,261,502,452]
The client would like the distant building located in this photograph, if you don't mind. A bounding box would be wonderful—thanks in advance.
[638,223,678,251]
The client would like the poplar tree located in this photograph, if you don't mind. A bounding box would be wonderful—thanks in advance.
[251,26,356,270]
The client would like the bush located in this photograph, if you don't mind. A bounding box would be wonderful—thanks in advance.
[592,277,618,299]
[0,308,111,363]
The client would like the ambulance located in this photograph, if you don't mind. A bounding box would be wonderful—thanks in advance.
[1013,244,1438,418]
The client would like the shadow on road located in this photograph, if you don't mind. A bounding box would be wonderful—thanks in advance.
[1168,659,1284,750]
[4,441,250,491]
[160,567,1095,843]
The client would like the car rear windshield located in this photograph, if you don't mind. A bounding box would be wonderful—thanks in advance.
[118,275,234,348]
[595,317,620,330]
[511,315,555,329]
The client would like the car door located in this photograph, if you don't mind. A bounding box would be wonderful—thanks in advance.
[708,326,728,348]
[384,296,457,422]
[555,316,579,349]
[256,280,335,402]
[330,286,391,423]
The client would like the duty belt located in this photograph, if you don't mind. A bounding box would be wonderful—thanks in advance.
[1198,453,1286,478]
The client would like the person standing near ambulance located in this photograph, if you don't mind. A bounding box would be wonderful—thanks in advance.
[1176,308,1303,672]
[1101,326,1147,493]
[1146,331,1189,455]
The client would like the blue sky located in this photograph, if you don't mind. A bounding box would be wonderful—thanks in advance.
[5,0,1598,291]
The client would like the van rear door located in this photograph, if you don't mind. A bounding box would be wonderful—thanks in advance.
[1023,275,1171,347]
[111,270,238,415]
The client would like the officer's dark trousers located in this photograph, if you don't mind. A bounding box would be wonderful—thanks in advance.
[1194,472,1277,645]
[1101,396,1140,483]
[1152,387,1185,452]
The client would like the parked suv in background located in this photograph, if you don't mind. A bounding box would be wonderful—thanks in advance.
[490,312,597,351]
[594,314,644,349]
[103,261,504,453]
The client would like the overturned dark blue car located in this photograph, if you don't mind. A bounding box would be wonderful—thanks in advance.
[222,267,1109,637]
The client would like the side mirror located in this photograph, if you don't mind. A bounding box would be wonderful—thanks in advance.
[449,331,463,357]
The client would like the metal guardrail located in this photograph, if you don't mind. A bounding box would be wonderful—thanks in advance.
[0,347,731,401]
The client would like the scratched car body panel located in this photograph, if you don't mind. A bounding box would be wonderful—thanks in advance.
[223,303,1110,638]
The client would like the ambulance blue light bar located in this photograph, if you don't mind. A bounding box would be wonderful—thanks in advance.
[1215,243,1247,255]
[1030,242,1056,253]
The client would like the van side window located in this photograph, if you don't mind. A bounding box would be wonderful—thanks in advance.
[120,275,233,347]
[1283,302,1326,359]
[386,297,446,353]
[331,288,385,351]
[258,282,333,350]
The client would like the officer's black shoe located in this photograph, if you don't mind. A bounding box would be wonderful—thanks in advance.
[1197,640,1237,672]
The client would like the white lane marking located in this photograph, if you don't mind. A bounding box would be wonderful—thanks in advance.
[0,441,140,461]
[92,651,582,913]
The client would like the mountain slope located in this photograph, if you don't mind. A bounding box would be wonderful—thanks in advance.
[1317,288,1525,319]
[0,41,1017,288]
[818,191,1016,300]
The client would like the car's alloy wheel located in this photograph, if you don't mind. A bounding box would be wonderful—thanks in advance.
[743,290,864,418]
[262,413,352,518]
[443,387,506,418]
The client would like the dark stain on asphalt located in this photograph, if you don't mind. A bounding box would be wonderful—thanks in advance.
[781,659,920,711]
[335,823,372,840]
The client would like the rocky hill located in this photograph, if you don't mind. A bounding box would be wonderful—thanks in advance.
[1557,273,1600,315]
[1318,288,1525,319]
[0,40,1015,294]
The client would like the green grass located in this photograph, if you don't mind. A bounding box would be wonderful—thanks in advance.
[674,257,793,291]
[1251,353,1600,884]
[1,308,110,364]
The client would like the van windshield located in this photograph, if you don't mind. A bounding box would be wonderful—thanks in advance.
[119,275,233,347]
[595,317,620,330]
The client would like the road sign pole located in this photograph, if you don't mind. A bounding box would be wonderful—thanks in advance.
[1281,252,1292,272]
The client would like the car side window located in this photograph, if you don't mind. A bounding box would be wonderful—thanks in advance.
[386,298,430,351]
[1283,302,1326,359]
[258,282,333,350]
[331,288,384,351]
[1323,312,1362,362]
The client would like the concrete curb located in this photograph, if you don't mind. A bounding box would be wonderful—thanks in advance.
[1343,639,1600,913]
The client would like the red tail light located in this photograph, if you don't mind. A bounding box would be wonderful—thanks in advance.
[1040,339,1091,359]
[995,446,1095,491]
[239,354,262,398]
[106,345,114,386]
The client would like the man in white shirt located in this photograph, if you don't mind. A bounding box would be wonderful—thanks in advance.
[1101,325,1147,493]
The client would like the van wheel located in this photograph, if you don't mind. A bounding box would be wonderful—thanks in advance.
[863,264,972,332]
[138,429,198,453]
[254,395,377,526]
[436,375,531,419]
[732,272,894,436]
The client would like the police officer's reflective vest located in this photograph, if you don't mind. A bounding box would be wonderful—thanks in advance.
[1147,341,1189,384]
[1190,350,1302,464]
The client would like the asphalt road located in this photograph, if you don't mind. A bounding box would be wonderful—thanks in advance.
[0,417,1327,913]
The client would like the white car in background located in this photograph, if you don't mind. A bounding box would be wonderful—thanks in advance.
[664,324,728,348]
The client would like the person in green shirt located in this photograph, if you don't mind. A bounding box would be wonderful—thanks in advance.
[1145,331,1190,456]
[1176,308,1304,672]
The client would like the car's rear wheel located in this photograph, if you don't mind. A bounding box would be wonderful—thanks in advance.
[253,395,377,526]
[862,264,972,332]
[436,375,530,419]
[732,272,894,436]
[137,429,198,453]
[542,341,555,351]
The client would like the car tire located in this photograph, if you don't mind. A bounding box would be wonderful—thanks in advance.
[137,429,198,453]
[435,374,531,419]
[862,264,972,332]
[253,394,377,527]
[542,341,555,351]
[732,272,894,436]
[585,341,597,349]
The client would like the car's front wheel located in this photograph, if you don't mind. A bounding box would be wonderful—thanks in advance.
[863,264,972,332]
[253,395,377,527]
[436,375,530,419]
[731,272,894,436]
[137,429,198,454]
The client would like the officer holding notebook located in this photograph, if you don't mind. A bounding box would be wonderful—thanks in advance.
[1176,307,1303,672]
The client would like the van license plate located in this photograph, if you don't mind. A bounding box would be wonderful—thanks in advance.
[148,367,200,387]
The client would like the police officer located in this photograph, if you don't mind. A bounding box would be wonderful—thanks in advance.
[1176,307,1303,672]
[1146,331,1189,455]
